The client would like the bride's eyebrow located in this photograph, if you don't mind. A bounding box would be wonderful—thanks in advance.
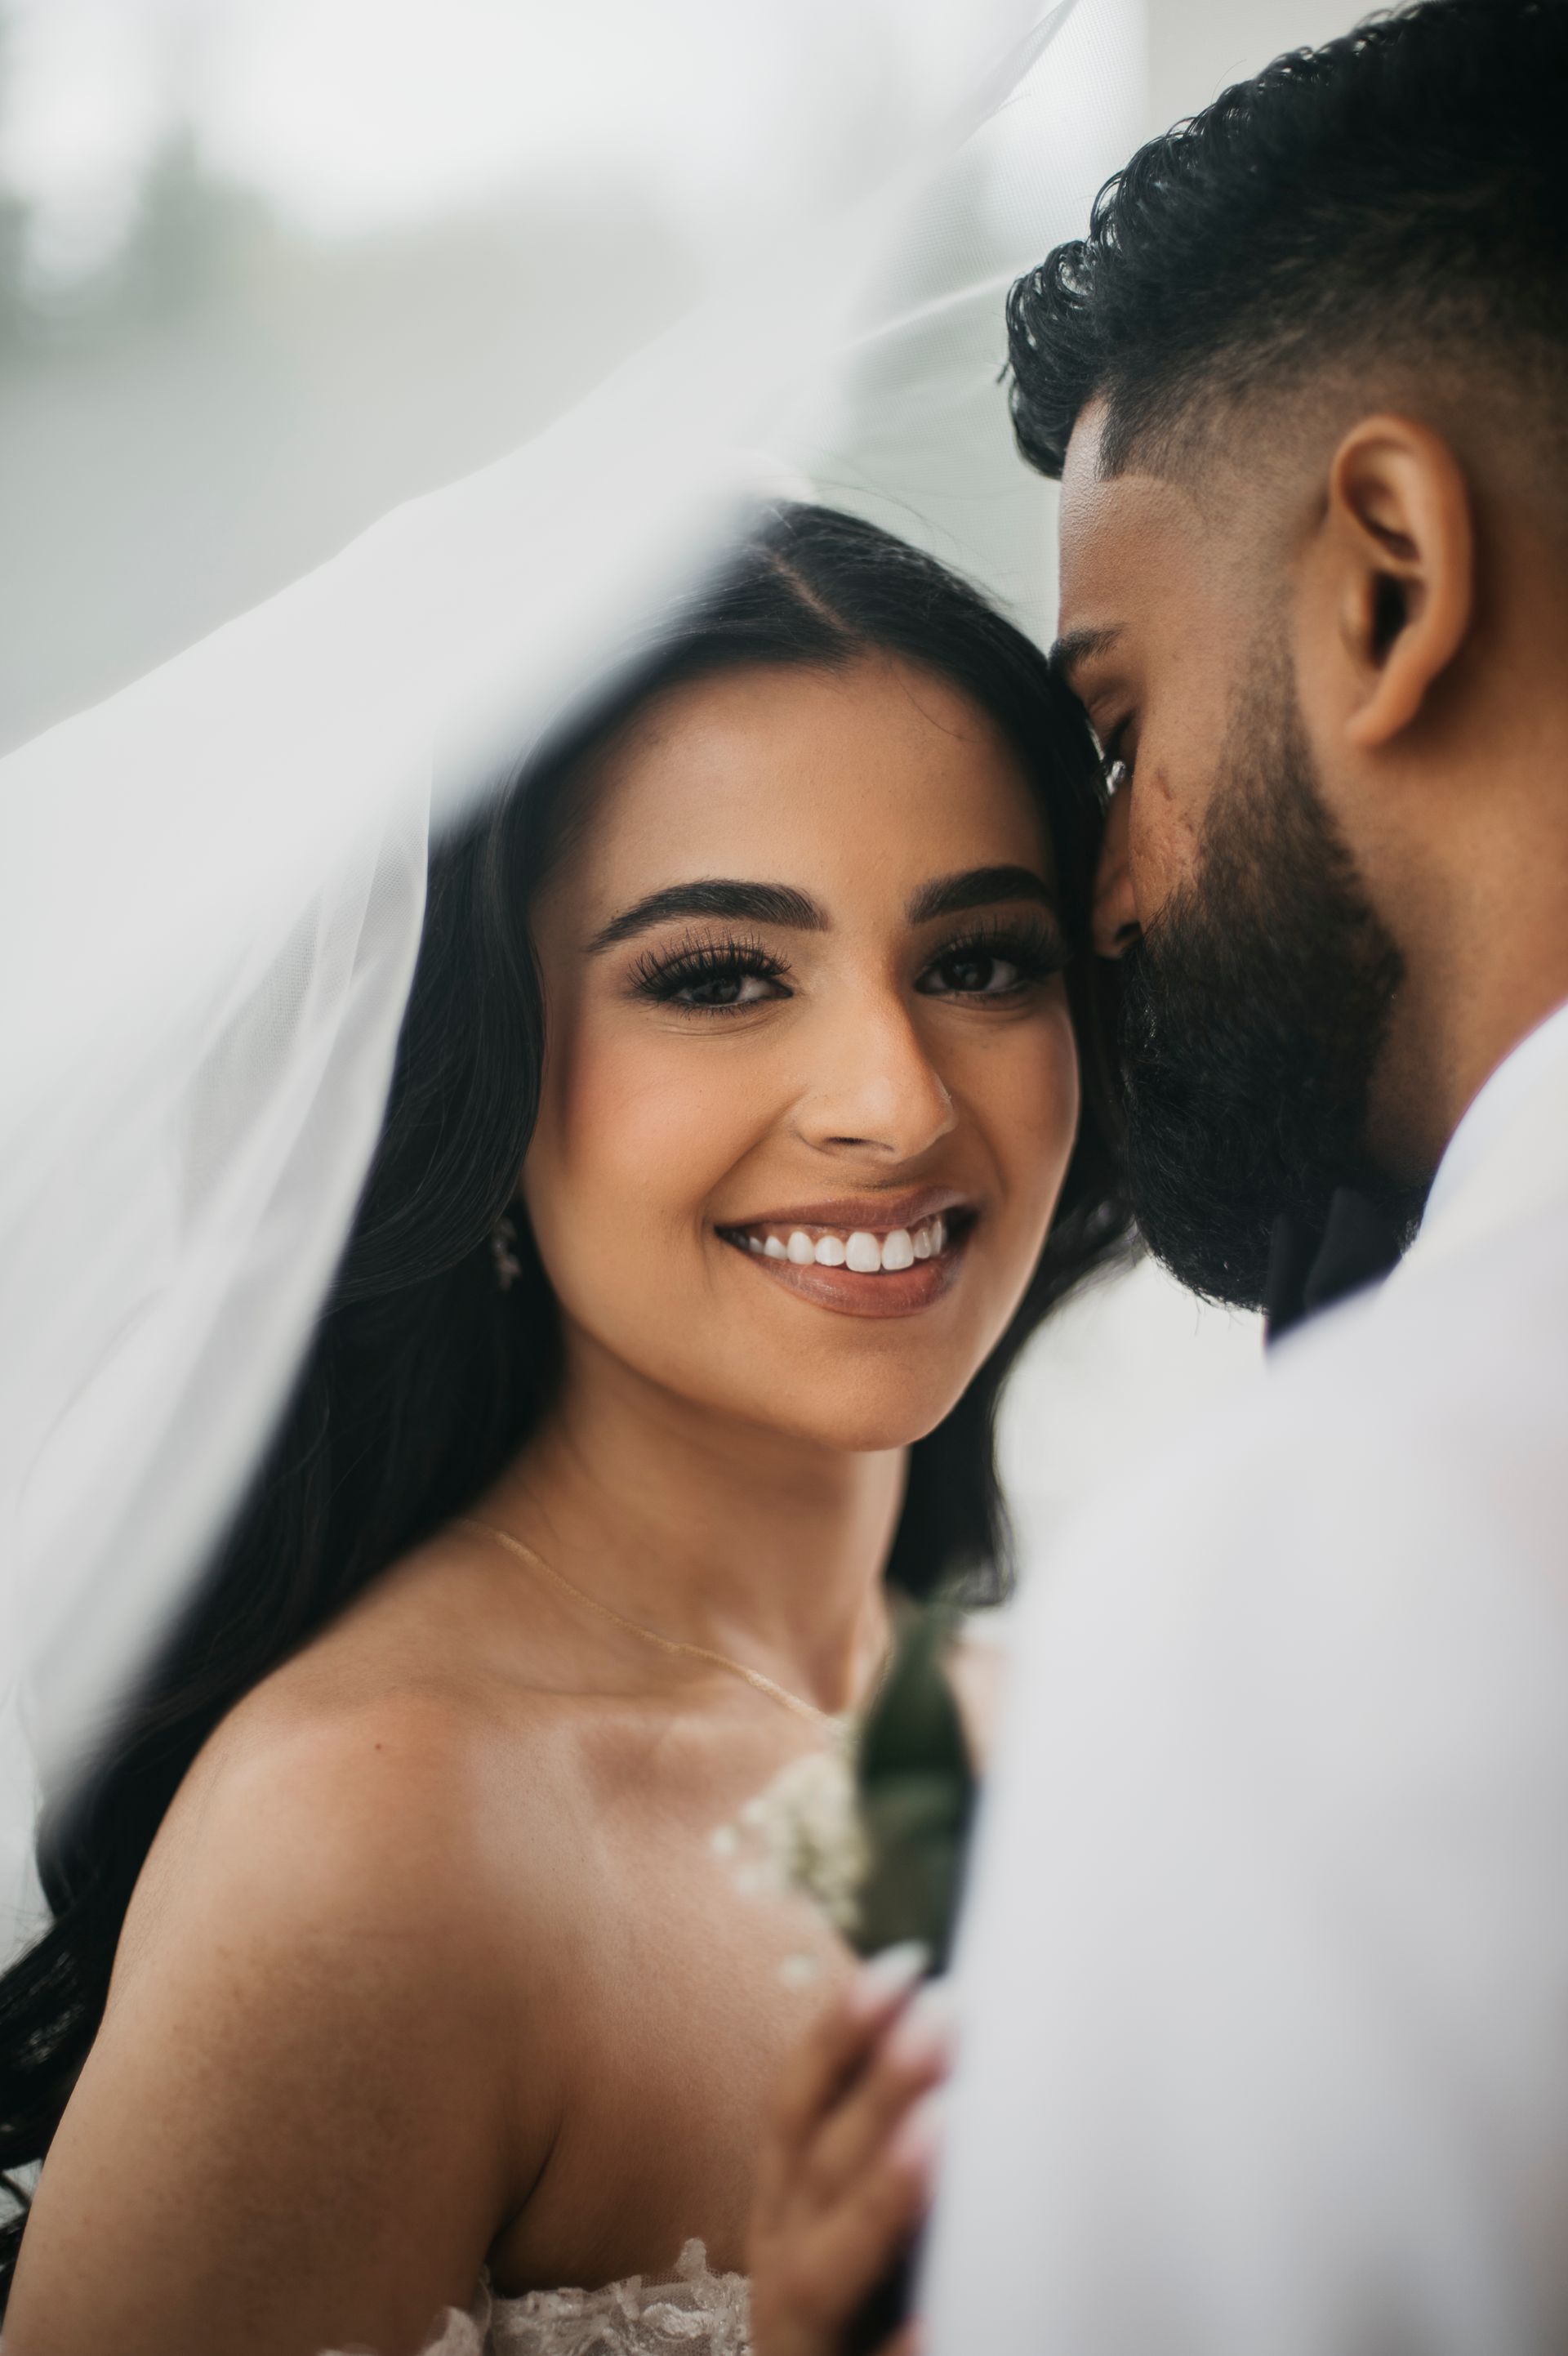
[906,865,1058,924]
[589,879,826,953]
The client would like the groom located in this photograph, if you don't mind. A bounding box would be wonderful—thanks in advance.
[922,0,1568,2346]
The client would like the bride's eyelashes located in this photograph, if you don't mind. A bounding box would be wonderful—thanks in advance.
[915,916,1069,1002]
[630,932,792,1014]
[627,917,1069,1018]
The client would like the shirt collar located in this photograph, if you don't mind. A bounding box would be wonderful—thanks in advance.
[1405,995,1568,1273]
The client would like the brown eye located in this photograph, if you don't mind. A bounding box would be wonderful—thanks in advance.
[676,969,776,1008]
[917,920,1066,1002]
[932,950,1021,996]
[630,935,791,1013]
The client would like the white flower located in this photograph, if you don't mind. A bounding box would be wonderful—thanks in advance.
[710,1727,868,1936]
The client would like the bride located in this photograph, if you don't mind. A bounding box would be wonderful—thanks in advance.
[0,502,1127,2356]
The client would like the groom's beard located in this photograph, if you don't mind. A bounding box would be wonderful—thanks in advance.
[1117,670,1409,1310]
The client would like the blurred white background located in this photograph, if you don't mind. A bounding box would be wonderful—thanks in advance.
[0,0,1368,1588]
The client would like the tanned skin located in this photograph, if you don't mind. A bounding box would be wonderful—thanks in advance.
[1062,386,1568,1185]
[7,658,1047,2356]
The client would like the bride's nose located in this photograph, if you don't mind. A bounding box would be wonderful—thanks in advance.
[793,988,956,1162]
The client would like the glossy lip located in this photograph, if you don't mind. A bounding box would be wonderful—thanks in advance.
[715,1188,977,1323]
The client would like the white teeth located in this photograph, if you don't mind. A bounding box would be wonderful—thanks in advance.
[737,1214,956,1269]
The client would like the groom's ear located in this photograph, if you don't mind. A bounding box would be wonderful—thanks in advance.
[1312,413,1476,752]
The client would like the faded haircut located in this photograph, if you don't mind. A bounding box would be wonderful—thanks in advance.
[1007,0,1568,484]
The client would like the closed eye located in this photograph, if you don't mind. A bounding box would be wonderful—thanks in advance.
[1099,716,1136,786]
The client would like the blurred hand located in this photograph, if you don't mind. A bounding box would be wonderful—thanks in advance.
[747,1944,951,2356]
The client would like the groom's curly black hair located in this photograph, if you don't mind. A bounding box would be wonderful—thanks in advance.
[1008,0,1568,483]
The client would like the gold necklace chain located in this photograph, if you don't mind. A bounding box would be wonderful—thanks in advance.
[457,1516,849,1729]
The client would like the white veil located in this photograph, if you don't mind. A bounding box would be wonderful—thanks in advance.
[0,0,1138,1943]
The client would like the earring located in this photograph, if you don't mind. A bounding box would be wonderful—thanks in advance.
[491,1214,522,1293]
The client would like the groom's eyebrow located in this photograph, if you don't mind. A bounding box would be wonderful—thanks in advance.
[1050,624,1123,694]
[589,879,827,950]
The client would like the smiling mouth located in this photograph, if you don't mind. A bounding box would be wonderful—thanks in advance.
[716,1205,976,1318]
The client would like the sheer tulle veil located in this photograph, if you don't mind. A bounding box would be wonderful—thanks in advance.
[0,0,1115,1943]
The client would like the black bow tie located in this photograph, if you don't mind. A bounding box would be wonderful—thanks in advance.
[1264,1187,1405,1348]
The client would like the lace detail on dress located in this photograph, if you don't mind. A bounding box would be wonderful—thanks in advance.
[348,2242,751,2356]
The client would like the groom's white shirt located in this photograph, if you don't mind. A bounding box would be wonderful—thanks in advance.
[925,1000,1568,2356]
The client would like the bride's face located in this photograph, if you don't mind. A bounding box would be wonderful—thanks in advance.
[522,654,1081,1453]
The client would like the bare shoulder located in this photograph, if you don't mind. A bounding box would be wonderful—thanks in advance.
[9,1638,564,2354]
[130,1524,609,1968]
[129,1671,493,1958]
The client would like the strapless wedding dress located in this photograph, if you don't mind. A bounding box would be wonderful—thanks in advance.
[322,2240,751,2355]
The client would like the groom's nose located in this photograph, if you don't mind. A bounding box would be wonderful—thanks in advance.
[1091,785,1140,959]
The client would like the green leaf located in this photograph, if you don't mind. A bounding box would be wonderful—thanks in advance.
[850,1602,977,1969]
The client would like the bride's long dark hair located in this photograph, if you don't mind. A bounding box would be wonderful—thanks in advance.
[0,502,1129,2293]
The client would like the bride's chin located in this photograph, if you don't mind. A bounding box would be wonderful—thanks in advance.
[712,1366,978,1460]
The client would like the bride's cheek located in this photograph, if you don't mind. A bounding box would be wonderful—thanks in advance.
[982,996,1081,1261]
[523,1015,770,1336]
